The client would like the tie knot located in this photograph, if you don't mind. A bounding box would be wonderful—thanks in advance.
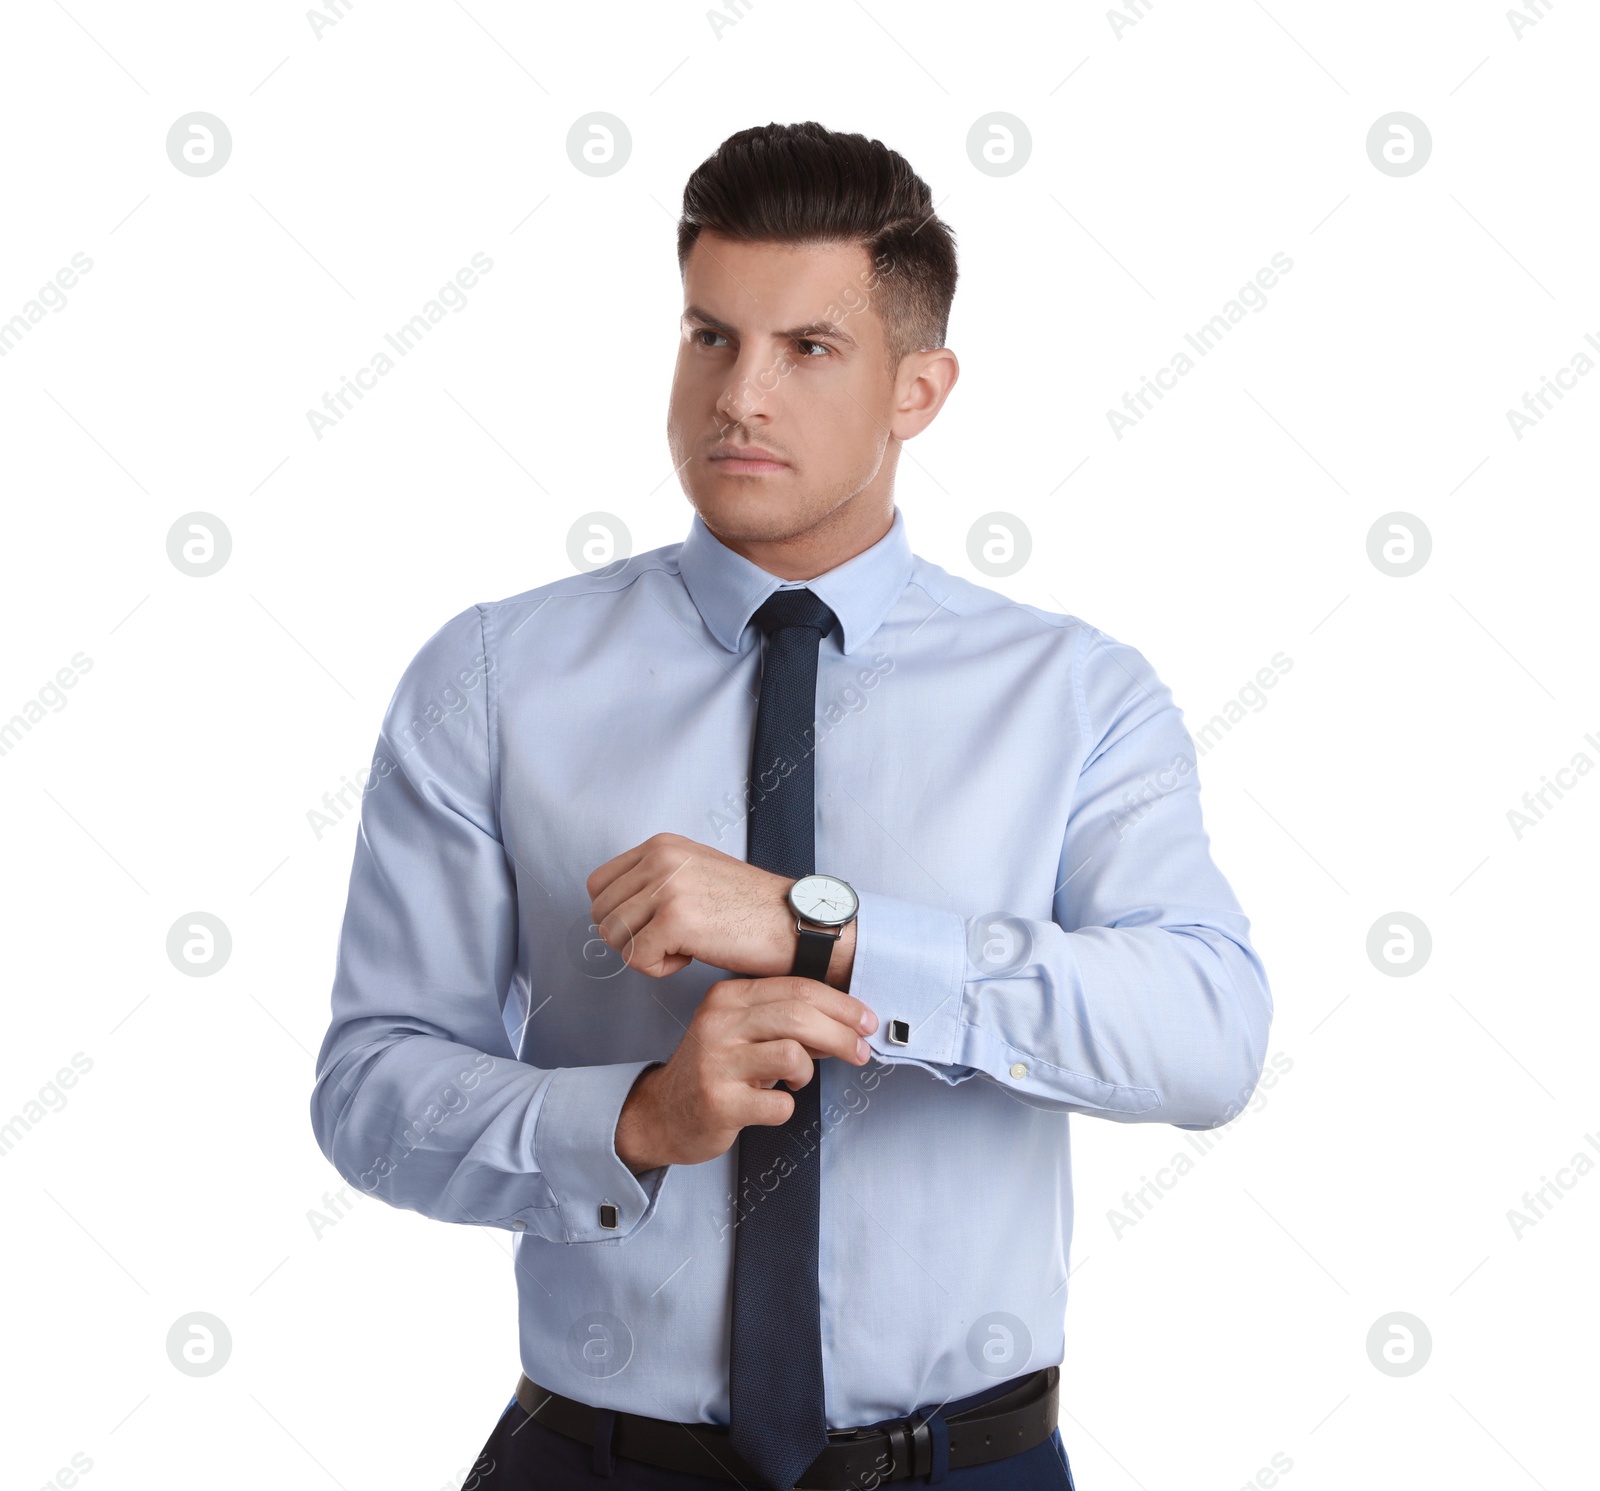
[752,586,837,640]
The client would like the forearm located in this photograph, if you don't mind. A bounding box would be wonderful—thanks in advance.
[310,603,674,1244]
[311,1025,670,1242]
[850,624,1275,1125]
[851,891,1271,1124]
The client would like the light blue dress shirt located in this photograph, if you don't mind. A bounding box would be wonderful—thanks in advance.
[310,503,1273,1429]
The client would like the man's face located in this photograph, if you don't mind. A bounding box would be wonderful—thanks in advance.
[666,231,905,545]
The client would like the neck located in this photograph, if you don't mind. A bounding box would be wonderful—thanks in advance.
[708,494,895,582]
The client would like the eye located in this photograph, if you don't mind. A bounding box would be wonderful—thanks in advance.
[690,327,729,348]
[795,338,831,358]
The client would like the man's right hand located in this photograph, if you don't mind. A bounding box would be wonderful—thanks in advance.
[613,975,880,1173]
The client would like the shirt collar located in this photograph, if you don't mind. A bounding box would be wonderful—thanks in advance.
[678,504,914,657]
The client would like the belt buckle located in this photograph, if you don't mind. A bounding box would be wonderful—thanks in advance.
[885,1413,933,1480]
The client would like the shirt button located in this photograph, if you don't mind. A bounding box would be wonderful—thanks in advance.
[510,1220,526,1231]
[1009,1062,1028,1080]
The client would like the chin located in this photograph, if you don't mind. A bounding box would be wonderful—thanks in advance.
[690,481,810,538]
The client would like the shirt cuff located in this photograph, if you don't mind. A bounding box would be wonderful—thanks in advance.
[851,889,974,1084]
[533,1060,672,1242]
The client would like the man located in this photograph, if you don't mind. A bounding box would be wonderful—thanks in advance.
[310,121,1273,1490]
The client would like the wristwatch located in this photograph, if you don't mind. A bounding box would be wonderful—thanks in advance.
[786,874,859,982]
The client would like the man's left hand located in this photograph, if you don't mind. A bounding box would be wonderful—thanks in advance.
[586,832,853,986]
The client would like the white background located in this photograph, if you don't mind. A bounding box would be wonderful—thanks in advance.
[2,1,1595,1488]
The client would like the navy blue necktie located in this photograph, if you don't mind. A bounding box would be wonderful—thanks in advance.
[727,586,838,1491]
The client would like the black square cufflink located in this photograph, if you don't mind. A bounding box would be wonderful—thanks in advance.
[887,1019,910,1045]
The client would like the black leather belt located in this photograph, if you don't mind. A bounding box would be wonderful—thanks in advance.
[513,1363,1058,1488]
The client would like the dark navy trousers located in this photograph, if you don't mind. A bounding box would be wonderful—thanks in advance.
[466,1373,1077,1490]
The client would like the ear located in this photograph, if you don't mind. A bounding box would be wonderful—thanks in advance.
[888,347,960,441]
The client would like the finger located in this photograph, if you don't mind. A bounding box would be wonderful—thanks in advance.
[736,1001,872,1070]
[589,854,678,933]
[737,974,879,1039]
[593,888,688,977]
[724,1037,817,1093]
[733,1085,799,1128]
[591,890,656,965]
[584,842,651,900]
[587,831,702,904]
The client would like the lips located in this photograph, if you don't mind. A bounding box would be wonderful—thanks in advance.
[708,444,787,467]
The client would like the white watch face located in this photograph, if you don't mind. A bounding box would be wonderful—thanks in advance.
[789,874,858,926]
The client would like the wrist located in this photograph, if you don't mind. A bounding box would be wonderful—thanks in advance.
[614,1063,666,1175]
[785,873,860,988]
[825,918,856,990]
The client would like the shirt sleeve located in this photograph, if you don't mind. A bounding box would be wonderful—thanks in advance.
[308,602,673,1241]
[849,622,1274,1128]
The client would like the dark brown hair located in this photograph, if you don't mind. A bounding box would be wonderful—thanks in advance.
[676,121,958,371]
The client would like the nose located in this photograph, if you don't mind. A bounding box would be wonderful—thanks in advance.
[715,340,787,428]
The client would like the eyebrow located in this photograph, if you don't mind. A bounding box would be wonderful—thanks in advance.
[683,304,858,349]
